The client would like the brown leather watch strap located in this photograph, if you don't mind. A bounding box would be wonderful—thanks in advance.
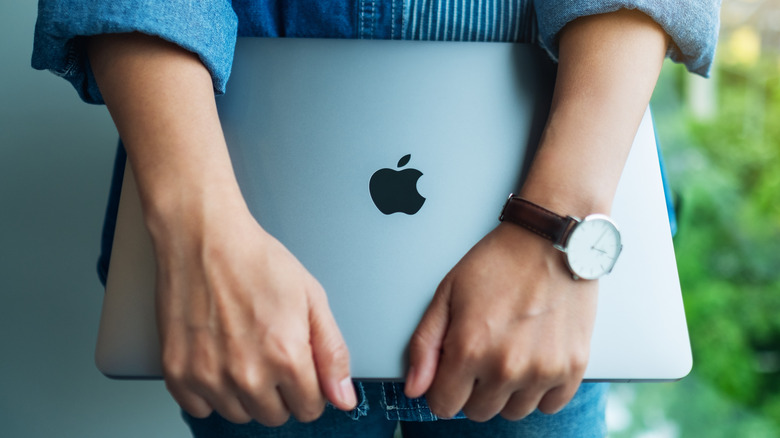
[499,195,577,246]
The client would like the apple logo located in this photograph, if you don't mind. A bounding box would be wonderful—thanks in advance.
[369,154,426,215]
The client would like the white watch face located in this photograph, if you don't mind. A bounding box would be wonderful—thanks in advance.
[563,214,622,280]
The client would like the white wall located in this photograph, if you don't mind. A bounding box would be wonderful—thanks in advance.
[0,3,188,436]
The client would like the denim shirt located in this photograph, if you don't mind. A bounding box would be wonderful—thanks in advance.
[32,0,720,423]
[32,0,721,105]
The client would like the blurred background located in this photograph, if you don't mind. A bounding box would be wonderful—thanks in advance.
[0,2,189,437]
[609,0,780,436]
[2,1,779,437]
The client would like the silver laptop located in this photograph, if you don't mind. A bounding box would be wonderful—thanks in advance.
[96,37,692,382]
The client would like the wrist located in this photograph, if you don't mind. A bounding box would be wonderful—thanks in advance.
[519,123,627,217]
[518,176,614,220]
[135,166,250,251]
[499,195,623,280]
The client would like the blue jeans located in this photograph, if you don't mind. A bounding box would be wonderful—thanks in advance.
[182,382,608,437]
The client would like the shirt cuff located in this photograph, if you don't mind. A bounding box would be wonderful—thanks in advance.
[32,0,238,104]
[535,0,721,77]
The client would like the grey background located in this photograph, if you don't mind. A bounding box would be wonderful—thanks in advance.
[1,2,189,437]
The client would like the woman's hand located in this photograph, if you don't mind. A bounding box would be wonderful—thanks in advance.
[152,195,356,425]
[88,32,357,425]
[405,8,669,421]
[404,222,597,420]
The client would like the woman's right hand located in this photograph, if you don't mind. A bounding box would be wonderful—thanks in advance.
[88,32,356,426]
[150,195,357,425]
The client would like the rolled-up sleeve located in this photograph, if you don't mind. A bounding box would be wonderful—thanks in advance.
[32,0,238,104]
[535,0,721,77]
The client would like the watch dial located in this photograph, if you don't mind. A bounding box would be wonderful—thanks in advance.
[565,215,622,280]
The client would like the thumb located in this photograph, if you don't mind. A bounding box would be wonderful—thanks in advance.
[308,291,357,411]
[404,282,451,399]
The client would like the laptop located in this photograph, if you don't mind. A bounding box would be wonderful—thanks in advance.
[96,37,692,382]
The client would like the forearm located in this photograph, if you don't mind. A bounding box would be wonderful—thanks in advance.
[87,32,245,243]
[405,10,672,419]
[521,9,669,216]
[88,33,356,422]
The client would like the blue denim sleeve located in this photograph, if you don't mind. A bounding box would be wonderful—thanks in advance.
[32,0,238,104]
[535,0,721,77]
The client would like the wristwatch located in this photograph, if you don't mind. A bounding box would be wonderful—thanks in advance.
[499,194,623,280]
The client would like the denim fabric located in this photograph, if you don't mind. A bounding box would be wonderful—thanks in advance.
[535,0,722,77]
[32,0,238,104]
[182,382,608,437]
[96,141,126,286]
[379,381,447,421]
[232,0,402,40]
[31,0,721,104]
[402,0,536,42]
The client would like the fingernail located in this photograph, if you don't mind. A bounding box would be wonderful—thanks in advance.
[339,377,357,408]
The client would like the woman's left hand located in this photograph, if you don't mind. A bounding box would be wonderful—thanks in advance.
[404,7,670,423]
[403,222,598,422]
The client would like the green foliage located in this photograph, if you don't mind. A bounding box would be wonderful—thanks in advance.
[619,55,780,434]
[610,380,779,437]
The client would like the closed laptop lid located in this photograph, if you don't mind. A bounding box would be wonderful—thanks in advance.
[96,38,691,381]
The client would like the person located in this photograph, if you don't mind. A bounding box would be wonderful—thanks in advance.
[33,1,720,436]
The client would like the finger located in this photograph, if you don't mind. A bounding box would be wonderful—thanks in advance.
[404,282,452,399]
[237,387,292,427]
[308,288,356,411]
[460,379,513,423]
[275,350,328,423]
[161,348,217,420]
[209,394,254,424]
[499,388,546,421]
[221,361,294,426]
[537,382,581,415]
[425,367,475,419]
[165,382,214,419]
[173,380,253,424]
[279,382,326,424]
[423,321,482,418]
[182,373,254,424]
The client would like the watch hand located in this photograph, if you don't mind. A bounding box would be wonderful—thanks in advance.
[591,229,609,250]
